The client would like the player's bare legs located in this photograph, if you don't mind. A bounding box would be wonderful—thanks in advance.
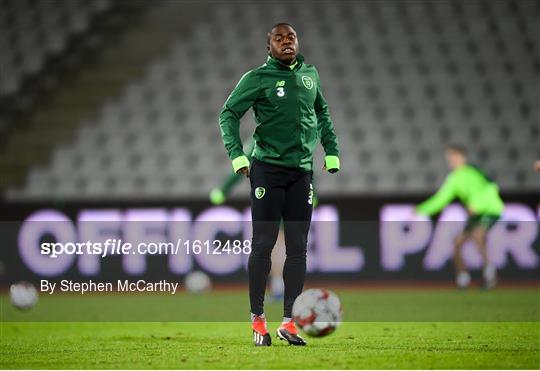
[471,226,497,289]
[453,232,471,288]
[471,226,488,265]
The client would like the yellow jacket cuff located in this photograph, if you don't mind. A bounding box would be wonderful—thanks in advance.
[232,155,249,173]
[325,155,340,172]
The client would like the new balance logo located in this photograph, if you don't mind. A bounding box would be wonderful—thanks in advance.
[275,80,286,97]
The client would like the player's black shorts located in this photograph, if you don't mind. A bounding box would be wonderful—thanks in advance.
[464,214,500,232]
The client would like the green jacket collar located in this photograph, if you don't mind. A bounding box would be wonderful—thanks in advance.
[266,53,304,71]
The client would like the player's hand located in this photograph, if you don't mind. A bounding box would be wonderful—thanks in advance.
[534,160,540,172]
[237,166,250,177]
[323,156,340,173]
[322,164,338,174]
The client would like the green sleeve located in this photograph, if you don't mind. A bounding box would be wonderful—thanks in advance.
[219,172,243,196]
[244,139,255,162]
[219,70,260,161]
[314,68,339,157]
[416,174,457,216]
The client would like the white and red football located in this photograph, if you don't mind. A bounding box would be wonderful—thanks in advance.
[292,288,343,337]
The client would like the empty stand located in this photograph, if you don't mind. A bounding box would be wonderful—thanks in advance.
[0,0,111,96]
[5,0,539,200]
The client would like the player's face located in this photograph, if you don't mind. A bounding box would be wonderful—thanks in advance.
[268,24,298,65]
[446,150,466,170]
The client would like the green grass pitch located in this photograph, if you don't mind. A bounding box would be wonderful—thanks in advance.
[1,288,539,369]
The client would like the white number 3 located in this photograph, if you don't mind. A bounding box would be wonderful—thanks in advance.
[276,87,285,97]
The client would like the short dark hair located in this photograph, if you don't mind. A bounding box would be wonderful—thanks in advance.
[447,144,467,155]
[267,22,295,44]
[270,22,294,31]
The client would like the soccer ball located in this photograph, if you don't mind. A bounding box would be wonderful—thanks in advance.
[292,288,342,337]
[10,281,38,310]
[184,270,212,293]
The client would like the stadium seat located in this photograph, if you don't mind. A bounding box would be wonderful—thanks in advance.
[8,0,539,200]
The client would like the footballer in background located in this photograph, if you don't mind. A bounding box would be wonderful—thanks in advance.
[415,145,504,289]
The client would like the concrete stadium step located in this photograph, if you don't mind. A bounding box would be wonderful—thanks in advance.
[0,1,209,193]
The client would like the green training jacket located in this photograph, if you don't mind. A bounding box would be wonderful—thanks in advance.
[416,164,504,216]
[219,54,340,172]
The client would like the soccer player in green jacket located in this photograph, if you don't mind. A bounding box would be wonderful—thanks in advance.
[416,145,504,289]
[219,23,340,346]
